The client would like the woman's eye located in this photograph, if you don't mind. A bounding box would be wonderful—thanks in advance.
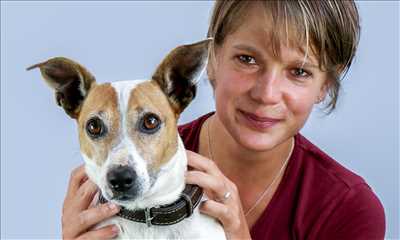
[86,117,106,139]
[237,55,257,65]
[291,68,311,78]
[139,113,161,134]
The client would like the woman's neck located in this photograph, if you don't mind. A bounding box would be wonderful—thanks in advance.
[202,114,294,185]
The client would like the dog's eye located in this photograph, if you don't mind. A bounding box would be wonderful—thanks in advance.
[86,117,106,139]
[139,113,161,134]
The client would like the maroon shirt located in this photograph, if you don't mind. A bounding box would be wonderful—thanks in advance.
[178,112,385,240]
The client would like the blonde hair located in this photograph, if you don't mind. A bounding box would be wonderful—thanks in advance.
[207,0,360,113]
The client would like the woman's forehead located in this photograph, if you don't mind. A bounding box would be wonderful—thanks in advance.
[228,3,317,61]
[222,7,319,67]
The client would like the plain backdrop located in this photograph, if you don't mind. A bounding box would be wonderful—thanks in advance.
[1,1,399,239]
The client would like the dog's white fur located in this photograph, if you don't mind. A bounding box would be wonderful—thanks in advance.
[30,40,226,239]
[81,80,225,239]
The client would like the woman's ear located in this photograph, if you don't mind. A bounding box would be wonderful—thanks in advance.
[316,82,328,104]
[207,60,216,89]
[206,44,219,89]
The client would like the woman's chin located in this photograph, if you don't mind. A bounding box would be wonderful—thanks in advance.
[235,131,281,152]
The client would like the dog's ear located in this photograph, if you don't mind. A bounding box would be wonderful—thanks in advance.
[152,39,211,115]
[27,57,96,119]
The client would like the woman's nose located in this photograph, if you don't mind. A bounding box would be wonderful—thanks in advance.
[249,71,282,105]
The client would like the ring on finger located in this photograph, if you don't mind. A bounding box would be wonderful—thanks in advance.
[218,191,231,203]
[223,191,231,200]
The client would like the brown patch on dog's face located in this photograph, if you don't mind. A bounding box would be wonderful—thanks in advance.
[78,83,120,166]
[127,81,178,171]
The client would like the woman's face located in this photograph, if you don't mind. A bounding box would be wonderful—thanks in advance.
[210,6,328,152]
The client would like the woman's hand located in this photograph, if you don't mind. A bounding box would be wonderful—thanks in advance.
[185,150,252,240]
[62,165,120,239]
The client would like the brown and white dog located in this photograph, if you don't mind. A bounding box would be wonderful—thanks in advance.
[28,39,226,239]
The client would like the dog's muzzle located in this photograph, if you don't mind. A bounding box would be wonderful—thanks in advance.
[107,165,138,200]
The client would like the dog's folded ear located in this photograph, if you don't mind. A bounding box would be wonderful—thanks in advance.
[27,57,96,119]
[152,39,211,115]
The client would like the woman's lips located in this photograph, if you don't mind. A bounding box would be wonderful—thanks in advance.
[239,110,281,130]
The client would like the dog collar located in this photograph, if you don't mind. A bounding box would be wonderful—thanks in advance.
[99,184,203,227]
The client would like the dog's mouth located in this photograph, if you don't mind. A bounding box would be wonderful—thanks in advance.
[112,193,138,201]
[102,190,138,202]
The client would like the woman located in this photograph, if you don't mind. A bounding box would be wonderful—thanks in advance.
[62,1,385,239]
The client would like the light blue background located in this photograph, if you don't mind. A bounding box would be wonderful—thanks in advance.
[1,1,398,239]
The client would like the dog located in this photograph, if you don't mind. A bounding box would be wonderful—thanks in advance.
[28,39,226,239]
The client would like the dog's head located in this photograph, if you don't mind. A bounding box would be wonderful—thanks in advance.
[28,39,210,206]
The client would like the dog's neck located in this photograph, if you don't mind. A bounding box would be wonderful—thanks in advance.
[119,135,187,210]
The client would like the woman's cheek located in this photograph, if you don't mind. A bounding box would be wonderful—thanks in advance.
[285,93,317,128]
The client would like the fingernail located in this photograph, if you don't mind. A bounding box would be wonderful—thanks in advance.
[108,203,119,212]
[111,225,119,236]
[184,172,189,178]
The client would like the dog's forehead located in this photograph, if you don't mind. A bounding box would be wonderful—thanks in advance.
[110,79,172,115]
[78,80,155,124]
[80,79,174,120]
[110,80,149,113]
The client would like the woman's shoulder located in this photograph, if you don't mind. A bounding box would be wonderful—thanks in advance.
[295,134,367,188]
[290,134,386,239]
[177,112,214,151]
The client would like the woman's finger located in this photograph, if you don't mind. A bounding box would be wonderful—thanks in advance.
[71,179,99,211]
[76,224,119,240]
[66,165,87,198]
[186,150,221,176]
[65,203,120,238]
[186,171,227,200]
[89,192,100,209]
[199,200,240,231]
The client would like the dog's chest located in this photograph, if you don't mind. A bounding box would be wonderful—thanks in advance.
[100,210,226,239]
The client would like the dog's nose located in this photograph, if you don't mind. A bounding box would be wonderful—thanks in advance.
[106,166,137,193]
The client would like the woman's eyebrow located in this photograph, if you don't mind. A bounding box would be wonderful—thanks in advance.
[232,44,260,54]
[291,60,319,69]
[233,43,320,69]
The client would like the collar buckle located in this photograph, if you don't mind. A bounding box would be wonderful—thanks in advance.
[144,207,154,227]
